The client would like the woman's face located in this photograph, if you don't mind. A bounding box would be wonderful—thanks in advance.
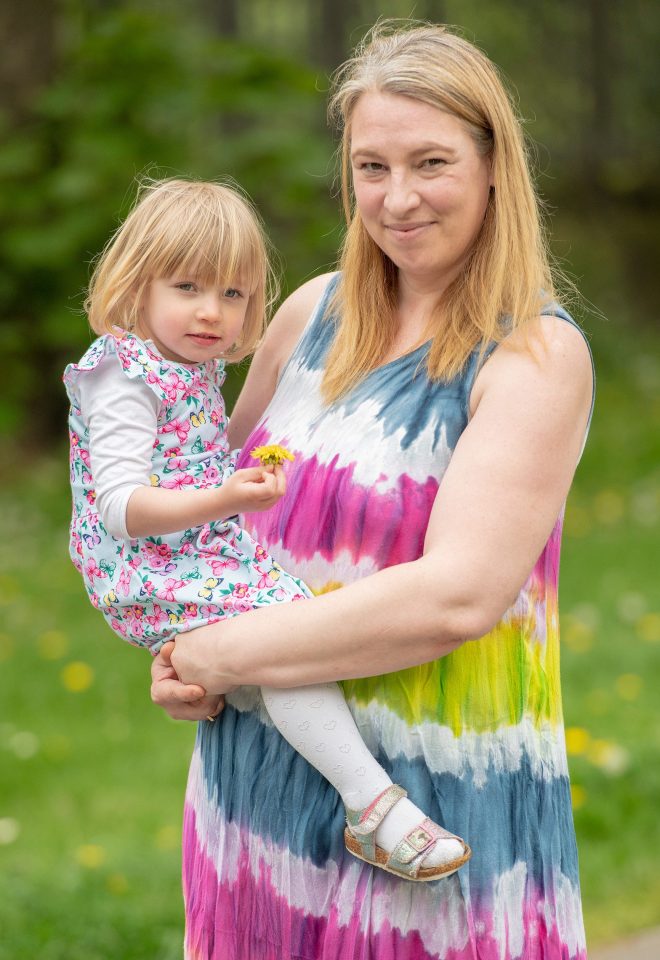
[349,91,493,293]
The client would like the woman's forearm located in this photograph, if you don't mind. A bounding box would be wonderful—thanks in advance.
[170,551,487,692]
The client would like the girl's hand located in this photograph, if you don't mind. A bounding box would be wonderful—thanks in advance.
[220,464,286,515]
[150,642,224,721]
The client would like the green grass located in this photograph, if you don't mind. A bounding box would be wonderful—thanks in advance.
[1,317,659,956]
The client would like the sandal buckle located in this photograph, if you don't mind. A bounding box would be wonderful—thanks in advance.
[406,825,435,854]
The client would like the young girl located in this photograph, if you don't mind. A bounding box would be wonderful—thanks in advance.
[64,178,470,881]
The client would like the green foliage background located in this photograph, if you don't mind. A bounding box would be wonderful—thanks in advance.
[0,1,658,957]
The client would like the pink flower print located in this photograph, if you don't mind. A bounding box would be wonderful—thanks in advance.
[210,410,220,425]
[82,470,93,485]
[117,567,133,597]
[142,541,173,568]
[161,473,195,490]
[132,620,145,638]
[85,557,106,583]
[161,417,190,444]
[257,571,275,590]
[111,618,128,637]
[146,370,165,390]
[223,597,252,614]
[209,556,240,576]
[164,373,187,402]
[168,457,190,472]
[232,583,249,598]
[201,465,221,486]
[155,578,186,602]
[142,580,155,596]
[85,490,97,506]
[79,448,91,467]
[127,554,141,570]
[184,603,199,619]
[164,445,183,459]
[146,604,167,629]
[255,545,268,563]
[200,603,221,618]
[178,541,194,556]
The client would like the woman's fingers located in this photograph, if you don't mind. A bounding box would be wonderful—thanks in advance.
[150,640,224,720]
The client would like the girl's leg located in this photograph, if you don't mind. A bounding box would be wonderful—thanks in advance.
[261,682,464,868]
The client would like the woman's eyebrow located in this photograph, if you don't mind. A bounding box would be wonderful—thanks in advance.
[351,142,458,159]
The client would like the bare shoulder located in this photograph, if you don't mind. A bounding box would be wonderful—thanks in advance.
[470,314,593,417]
[264,272,337,374]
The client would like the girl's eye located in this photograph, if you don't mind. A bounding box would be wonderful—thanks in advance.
[223,288,243,300]
[176,282,197,292]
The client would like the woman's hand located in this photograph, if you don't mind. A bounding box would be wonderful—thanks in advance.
[170,629,240,695]
[150,641,224,721]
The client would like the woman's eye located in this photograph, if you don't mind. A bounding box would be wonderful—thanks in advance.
[421,158,446,169]
[360,162,385,173]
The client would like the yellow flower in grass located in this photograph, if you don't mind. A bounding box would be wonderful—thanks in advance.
[571,784,587,809]
[565,726,591,756]
[250,444,294,466]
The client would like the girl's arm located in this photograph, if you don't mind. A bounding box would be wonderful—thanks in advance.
[81,355,286,540]
[125,466,285,538]
[163,316,593,695]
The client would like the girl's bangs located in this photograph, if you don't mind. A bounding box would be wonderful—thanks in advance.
[144,204,261,292]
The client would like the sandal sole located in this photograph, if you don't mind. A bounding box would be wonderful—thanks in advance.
[344,828,472,882]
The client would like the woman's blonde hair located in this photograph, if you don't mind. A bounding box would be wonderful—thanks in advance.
[324,21,558,401]
[86,177,278,362]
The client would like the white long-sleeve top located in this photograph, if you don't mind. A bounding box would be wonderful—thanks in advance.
[77,354,161,538]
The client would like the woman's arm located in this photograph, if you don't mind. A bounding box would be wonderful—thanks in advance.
[167,315,593,695]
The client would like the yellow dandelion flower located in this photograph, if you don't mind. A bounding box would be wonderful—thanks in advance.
[587,739,630,776]
[75,844,106,868]
[615,673,642,700]
[38,630,69,660]
[155,824,180,851]
[0,633,14,662]
[565,726,591,755]
[61,661,94,693]
[313,581,343,595]
[636,612,660,643]
[571,785,587,809]
[106,872,129,896]
[250,444,295,466]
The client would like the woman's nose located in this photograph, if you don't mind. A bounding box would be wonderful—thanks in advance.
[383,174,420,217]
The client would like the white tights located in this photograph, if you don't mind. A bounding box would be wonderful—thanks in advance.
[261,681,464,867]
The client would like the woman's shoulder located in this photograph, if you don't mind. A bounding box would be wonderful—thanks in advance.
[263,271,338,376]
[470,310,594,422]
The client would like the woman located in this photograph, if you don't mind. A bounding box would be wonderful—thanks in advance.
[152,22,592,960]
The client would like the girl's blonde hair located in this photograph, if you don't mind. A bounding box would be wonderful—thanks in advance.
[86,177,278,362]
[324,21,558,402]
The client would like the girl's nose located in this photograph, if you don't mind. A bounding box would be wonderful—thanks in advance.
[197,293,222,321]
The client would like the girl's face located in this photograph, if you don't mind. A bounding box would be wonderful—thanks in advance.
[349,91,493,295]
[139,275,250,364]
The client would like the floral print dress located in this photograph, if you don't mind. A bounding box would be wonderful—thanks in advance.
[63,332,309,653]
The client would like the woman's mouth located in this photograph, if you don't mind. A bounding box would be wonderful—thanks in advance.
[385,222,433,241]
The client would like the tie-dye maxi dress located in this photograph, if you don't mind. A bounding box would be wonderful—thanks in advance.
[182,275,589,960]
